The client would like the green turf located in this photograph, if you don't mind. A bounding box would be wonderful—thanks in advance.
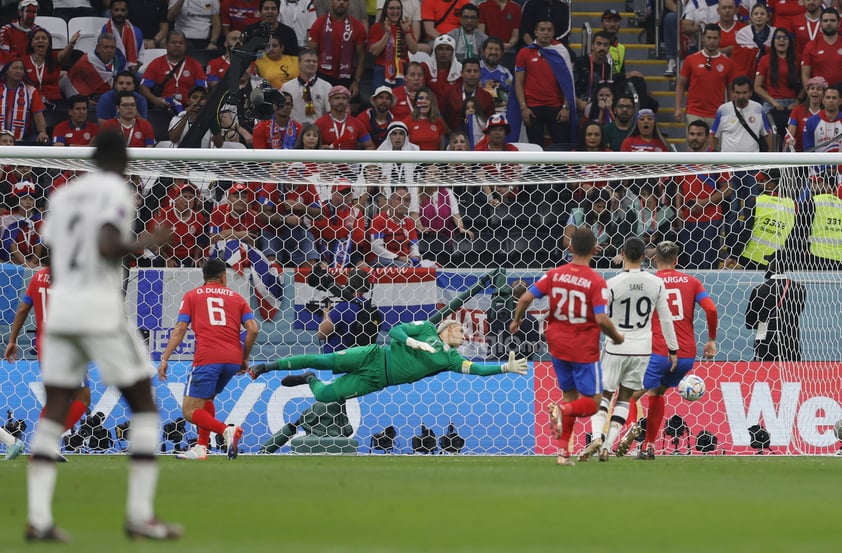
[1,454,839,553]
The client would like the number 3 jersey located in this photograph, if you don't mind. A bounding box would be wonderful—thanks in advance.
[604,269,678,356]
[177,284,254,366]
[531,263,609,363]
[651,269,710,358]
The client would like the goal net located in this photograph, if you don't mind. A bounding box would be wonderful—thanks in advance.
[1,147,840,457]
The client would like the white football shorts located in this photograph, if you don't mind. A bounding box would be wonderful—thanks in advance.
[601,352,649,392]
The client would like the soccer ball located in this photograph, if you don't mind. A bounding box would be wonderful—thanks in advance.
[677,374,706,401]
[834,419,842,441]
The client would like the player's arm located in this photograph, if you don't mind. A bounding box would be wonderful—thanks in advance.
[509,288,536,333]
[240,317,259,374]
[467,351,529,376]
[595,313,624,345]
[655,286,679,369]
[4,300,33,361]
[388,321,435,352]
[158,320,189,381]
[698,294,718,359]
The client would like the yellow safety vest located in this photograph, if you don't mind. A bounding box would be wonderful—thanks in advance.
[609,43,626,74]
[741,194,796,264]
[809,193,842,261]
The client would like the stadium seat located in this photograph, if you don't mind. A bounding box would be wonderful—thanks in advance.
[35,16,69,50]
[67,16,108,56]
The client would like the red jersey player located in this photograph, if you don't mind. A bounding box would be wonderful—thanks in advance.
[638,241,718,460]
[4,267,90,459]
[510,227,624,466]
[157,258,259,460]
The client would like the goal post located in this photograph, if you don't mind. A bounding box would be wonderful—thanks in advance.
[0,147,840,456]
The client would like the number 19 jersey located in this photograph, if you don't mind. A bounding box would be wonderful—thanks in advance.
[177,284,255,366]
[605,269,678,355]
[530,263,609,363]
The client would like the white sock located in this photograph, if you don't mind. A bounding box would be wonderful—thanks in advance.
[127,413,160,524]
[590,410,607,441]
[27,419,64,530]
[603,421,623,451]
[603,401,630,451]
[0,426,15,447]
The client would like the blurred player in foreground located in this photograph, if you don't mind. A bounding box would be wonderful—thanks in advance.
[637,240,718,460]
[5,266,91,462]
[510,227,625,466]
[158,258,259,460]
[26,129,181,542]
[248,319,529,402]
[579,237,678,462]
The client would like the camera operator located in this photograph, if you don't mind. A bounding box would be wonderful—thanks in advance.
[310,267,381,352]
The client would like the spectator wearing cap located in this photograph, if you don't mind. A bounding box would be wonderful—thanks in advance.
[1,180,43,268]
[281,47,331,124]
[358,86,396,147]
[60,33,123,100]
[97,70,149,125]
[208,182,261,253]
[147,181,207,267]
[315,85,374,149]
[0,57,48,144]
[253,90,302,149]
[674,24,734,129]
[519,0,571,47]
[0,0,42,61]
[439,57,494,131]
[312,182,368,267]
[800,8,842,93]
[478,0,521,51]
[254,33,299,89]
[167,85,224,147]
[803,84,842,152]
[423,34,462,102]
[514,18,576,147]
[52,95,99,146]
[600,9,646,83]
[446,4,488,63]
[475,114,520,193]
[102,89,156,147]
[422,0,471,41]
[368,0,419,89]
[786,76,826,151]
[308,0,367,98]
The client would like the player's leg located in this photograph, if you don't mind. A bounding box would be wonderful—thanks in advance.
[96,330,182,540]
[250,345,379,379]
[307,371,383,403]
[37,375,89,433]
[605,386,638,457]
[26,334,86,542]
[640,356,695,459]
[179,364,240,460]
[611,357,648,457]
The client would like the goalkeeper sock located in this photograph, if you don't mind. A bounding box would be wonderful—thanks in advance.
[191,407,227,437]
[127,412,159,524]
[0,426,14,446]
[274,354,335,372]
[27,418,63,530]
[645,395,666,448]
[63,400,88,431]
[197,401,215,447]
[563,397,598,418]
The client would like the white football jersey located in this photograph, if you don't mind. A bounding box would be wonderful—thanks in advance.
[605,269,678,355]
[41,171,135,334]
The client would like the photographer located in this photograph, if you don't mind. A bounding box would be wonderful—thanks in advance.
[166,86,224,148]
[310,266,382,352]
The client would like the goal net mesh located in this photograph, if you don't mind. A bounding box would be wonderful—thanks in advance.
[1,148,840,457]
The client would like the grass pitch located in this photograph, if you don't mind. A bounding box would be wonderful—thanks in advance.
[1,454,839,553]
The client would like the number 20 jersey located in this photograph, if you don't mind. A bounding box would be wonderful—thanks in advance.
[531,263,608,363]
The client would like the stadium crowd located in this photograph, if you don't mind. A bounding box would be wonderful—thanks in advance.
[0,0,842,270]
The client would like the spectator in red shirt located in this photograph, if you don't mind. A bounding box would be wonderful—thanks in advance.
[1,180,43,267]
[60,33,123,100]
[209,182,261,253]
[221,0,261,36]
[0,0,41,62]
[311,182,368,267]
[422,0,471,41]
[423,34,462,101]
[369,187,425,267]
[308,0,367,97]
[0,57,48,143]
[357,85,396,147]
[207,30,241,89]
[439,57,495,131]
[478,0,521,50]
[391,61,425,119]
[140,30,208,113]
[755,28,800,148]
[800,7,842,95]
[620,109,670,152]
[52,95,99,146]
[24,28,76,107]
[368,0,419,89]
[674,24,734,128]
[403,86,448,150]
[148,182,207,267]
[315,85,374,150]
[102,90,156,147]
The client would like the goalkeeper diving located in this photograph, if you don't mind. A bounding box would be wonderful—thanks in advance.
[248,319,529,401]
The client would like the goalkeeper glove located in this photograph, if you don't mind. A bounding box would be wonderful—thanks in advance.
[406,337,436,353]
[501,351,528,375]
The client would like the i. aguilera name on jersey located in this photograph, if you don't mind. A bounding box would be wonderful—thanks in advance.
[551,273,592,287]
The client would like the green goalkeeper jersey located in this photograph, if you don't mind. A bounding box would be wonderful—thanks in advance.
[385,321,501,386]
